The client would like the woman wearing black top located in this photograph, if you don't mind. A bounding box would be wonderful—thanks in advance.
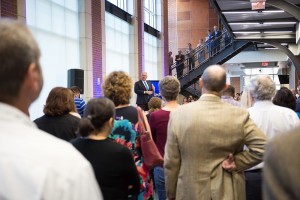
[71,97,140,200]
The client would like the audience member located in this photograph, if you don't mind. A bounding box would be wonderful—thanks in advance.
[296,98,300,118]
[164,65,267,200]
[0,19,102,199]
[221,85,241,107]
[71,97,140,200]
[147,97,162,120]
[182,97,188,104]
[149,76,180,200]
[103,71,153,200]
[263,126,300,200]
[134,72,153,111]
[212,25,221,55]
[70,86,86,117]
[168,51,173,69]
[186,43,195,71]
[273,87,296,111]
[175,50,185,78]
[240,86,253,109]
[34,87,80,141]
[245,76,299,200]
[206,30,213,57]
[197,38,205,65]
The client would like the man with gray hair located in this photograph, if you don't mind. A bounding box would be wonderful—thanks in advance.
[0,19,102,199]
[245,75,299,200]
[164,65,267,200]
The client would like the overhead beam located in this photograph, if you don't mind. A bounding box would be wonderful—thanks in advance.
[228,18,297,23]
[232,27,295,32]
[266,0,300,21]
[210,0,234,38]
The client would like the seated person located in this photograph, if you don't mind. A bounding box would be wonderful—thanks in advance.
[71,97,140,200]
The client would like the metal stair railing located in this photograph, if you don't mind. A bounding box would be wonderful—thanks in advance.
[170,31,233,79]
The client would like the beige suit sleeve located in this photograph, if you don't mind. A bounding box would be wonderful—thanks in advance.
[234,115,267,172]
[164,112,181,199]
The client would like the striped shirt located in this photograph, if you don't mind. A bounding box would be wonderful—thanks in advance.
[74,97,86,117]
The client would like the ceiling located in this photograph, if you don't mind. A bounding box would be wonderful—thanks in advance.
[212,0,300,44]
[211,0,300,77]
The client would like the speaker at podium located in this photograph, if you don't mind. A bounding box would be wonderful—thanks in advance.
[68,69,84,94]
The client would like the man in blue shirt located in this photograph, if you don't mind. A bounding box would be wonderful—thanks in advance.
[70,86,86,117]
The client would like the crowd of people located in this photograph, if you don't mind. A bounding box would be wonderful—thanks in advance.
[169,25,231,78]
[2,18,300,200]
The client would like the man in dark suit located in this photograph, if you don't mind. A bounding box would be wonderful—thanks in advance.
[134,72,153,111]
[175,50,185,78]
[212,25,221,55]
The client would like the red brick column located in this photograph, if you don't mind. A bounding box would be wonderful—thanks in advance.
[162,0,169,76]
[137,0,144,76]
[230,77,241,93]
[1,0,17,18]
[91,0,103,97]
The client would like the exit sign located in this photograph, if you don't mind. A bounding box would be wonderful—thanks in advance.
[262,62,268,67]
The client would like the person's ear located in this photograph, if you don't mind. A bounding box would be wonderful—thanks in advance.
[223,83,228,90]
[108,117,114,128]
[27,63,43,97]
[199,78,203,89]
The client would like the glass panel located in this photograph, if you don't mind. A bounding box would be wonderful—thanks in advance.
[36,0,51,31]
[52,4,65,35]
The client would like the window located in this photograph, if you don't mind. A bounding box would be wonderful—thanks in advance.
[105,12,131,74]
[144,32,159,80]
[107,0,133,15]
[144,0,156,29]
[26,0,80,120]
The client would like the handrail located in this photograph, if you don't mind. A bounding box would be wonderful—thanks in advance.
[170,31,233,79]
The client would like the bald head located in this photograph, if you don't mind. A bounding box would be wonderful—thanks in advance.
[201,65,226,93]
[248,76,276,101]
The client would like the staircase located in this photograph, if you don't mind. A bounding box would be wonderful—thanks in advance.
[170,32,253,97]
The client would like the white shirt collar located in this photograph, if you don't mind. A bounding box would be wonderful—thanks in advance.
[0,102,36,128]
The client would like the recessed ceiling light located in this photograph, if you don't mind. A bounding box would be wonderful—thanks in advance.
[264,22,297,25]
[229,22,260,25]
[264,31,293,33]
[233,31,260,34]
[262,10,284,13]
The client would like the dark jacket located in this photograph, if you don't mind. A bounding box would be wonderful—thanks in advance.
[134,80,153,105]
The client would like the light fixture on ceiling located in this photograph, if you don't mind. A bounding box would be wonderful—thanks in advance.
[233,31,261,34]
[229,22,296,25]
[264,31,293,33]
[223,10,284,14]
[228,22,260,25]
[262,10,284,13]
[222,11,257,14]
[263,22,297,24]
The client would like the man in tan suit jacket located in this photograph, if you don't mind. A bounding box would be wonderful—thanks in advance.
[164,65,267,200]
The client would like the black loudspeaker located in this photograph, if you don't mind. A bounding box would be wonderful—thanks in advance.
[68,69,84,94]
[278,75,289,84]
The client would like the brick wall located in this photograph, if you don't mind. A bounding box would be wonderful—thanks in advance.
[1,0,17,18]
[137,0,144,76]
[91,0,102,97]
[169,0,219,54]
[163,0,169,76]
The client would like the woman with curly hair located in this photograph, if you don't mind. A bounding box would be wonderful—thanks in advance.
[146,97,162,120]
[102,71,153,200]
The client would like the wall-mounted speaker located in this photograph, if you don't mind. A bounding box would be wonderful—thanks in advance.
[278,75,289,84]
[68,69,84,94]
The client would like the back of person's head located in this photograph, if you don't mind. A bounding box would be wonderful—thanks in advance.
[201,65,226,93]
[273,87,296,110]
[248,76,276,101]
[70,86,81,94]
[159,76,180,101]
[102,71,132,106]
[0,19,42,104]
[79,97,115,137]
[148,97,162,114]
[43,87,76,116]
[222,85,235,97]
